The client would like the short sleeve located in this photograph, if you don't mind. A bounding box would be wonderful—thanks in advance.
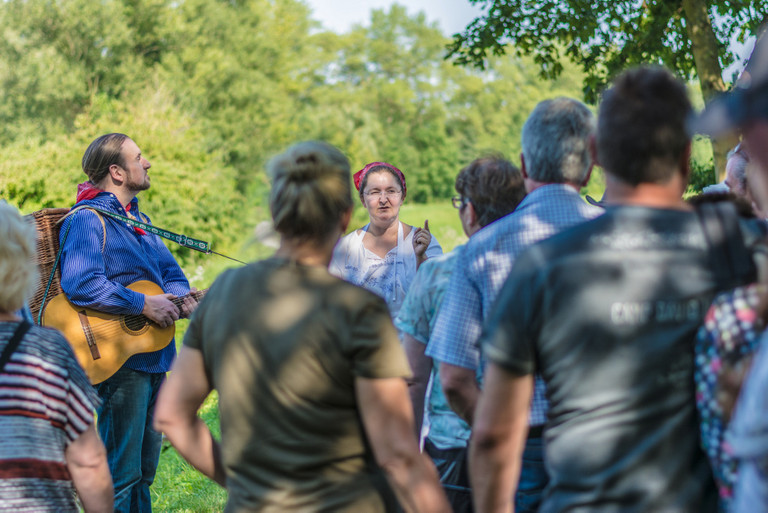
[184,305,204,352]
[182,269,228,354]
[394,263,435,344]
[728,334,768,459]
[480,246,542,376]
[425,235,442,258]
[329,231,356,279]
[347,293,412,379]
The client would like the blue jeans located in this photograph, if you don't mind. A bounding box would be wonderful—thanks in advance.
[424,439,473,513]
[516,434,547,513]
[95,367,165,513]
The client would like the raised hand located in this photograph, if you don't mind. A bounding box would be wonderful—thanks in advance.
[413,219,432,267]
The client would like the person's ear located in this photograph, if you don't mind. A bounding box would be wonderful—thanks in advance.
[589,134,600,168]
[466,201,478,228]
[520,153,528,180]
[460,201,480,237]
[339,207,353,234]
[107,163,125,184]
[680,142,692,185]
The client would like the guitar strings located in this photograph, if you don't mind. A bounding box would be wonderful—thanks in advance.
[60,291,207,341]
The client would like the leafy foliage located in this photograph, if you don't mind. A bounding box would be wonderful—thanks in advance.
[447,0,768,102]
[0,0,597,221]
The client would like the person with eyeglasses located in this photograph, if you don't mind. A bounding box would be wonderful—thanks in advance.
[428,97,601,513]
[330,161,442,318]
[394,155,526,513]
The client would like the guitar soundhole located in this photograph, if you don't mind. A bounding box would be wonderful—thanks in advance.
[121,315,151,335]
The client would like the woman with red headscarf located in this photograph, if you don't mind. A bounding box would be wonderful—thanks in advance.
[330,162,442,317]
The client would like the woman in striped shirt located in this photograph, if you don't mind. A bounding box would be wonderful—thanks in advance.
[0,201,113,512]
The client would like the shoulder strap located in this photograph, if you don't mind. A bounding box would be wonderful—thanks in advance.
[696,202,756,289]
[60,206,106,252]
[72,206,211,253]
[36,207,106,325]
[0,321,31,374]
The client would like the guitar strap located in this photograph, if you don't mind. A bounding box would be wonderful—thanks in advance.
[64,205,212,253]
[0,321,31,374]
[62,205,245,264]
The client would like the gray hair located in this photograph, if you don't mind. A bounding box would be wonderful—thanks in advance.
[0,202,38,314]
[521,98,595,184]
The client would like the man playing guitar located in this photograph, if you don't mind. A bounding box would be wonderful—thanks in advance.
[58,133,198,513]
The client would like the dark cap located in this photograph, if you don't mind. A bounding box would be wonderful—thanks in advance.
[693,31,768,137]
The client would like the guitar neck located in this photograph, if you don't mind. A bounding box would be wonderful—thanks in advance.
[171,289,208,319]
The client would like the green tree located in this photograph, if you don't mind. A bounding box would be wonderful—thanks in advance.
[158,0,322,193]
[448,0,767,177]
[0,0,180,143]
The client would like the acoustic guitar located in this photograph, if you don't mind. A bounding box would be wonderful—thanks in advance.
[42,280,207,384]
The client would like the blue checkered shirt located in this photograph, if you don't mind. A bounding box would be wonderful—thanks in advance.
[427,184,602,425]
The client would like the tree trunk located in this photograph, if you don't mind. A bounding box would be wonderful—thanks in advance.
[681,0,738,182]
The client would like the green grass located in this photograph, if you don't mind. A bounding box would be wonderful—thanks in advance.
[152,390,227,512]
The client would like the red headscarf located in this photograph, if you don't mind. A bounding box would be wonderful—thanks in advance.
[353,162,406,197]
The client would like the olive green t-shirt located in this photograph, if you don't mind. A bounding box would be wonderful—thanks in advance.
[184,257,412,513]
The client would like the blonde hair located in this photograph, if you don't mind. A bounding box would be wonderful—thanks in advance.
[267,141,353,242]
[0,202,38,314]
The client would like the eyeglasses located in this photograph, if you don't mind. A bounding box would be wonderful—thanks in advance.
[364,189,402,199]
[452,196,470,209]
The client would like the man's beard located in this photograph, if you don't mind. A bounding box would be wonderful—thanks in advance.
[126,174,150,193]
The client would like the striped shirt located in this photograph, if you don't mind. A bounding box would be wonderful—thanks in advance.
[58,192,190,373]
[0,322,100,512]
[427,184,602,426]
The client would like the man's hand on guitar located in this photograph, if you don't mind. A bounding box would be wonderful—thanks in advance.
[142,294,180,328]
[179,288,200,319]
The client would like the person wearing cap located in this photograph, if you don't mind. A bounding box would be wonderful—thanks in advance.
[471,66,767,513]
[695,29,768,513]
[329,162,442,318]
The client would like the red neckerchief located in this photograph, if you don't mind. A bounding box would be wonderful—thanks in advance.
[124,203,147,236]
[75,182,146,235]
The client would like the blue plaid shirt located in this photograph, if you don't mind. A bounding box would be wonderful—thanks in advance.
[395,247,473,450]
[59,192,190,373]
[427,184,602,425]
